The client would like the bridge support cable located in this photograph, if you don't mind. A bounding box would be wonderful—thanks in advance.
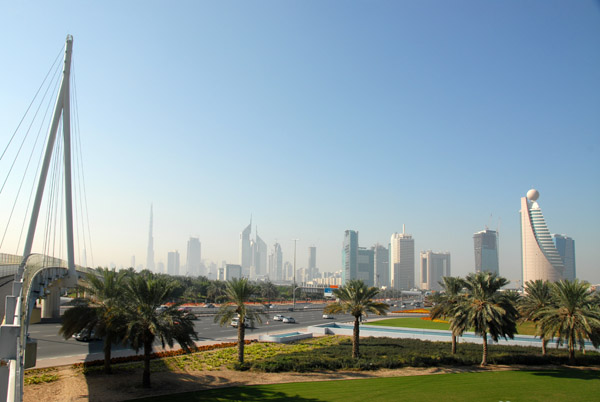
[1,35,77,402]
[0,62,60,253]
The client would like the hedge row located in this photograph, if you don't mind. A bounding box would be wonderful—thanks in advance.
[73,340,256,368]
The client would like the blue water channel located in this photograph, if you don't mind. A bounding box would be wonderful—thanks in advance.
[269,332,302,338]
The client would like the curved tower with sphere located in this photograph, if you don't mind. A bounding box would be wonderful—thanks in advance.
[520,189,565,284]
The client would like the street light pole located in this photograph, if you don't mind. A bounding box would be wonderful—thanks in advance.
[292,238,298,311]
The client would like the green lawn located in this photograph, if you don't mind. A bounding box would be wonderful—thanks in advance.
[133,369,600,401]
[368,317,538,335]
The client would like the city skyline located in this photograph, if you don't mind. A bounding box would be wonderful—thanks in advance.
[0,2,598,285]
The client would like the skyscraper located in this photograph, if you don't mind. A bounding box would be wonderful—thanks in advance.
[268,242,283,280]
[342,230,359,284]
[473,229,499,275]
[420,251,451,291]
[252,231,267,277]
[520,189,565,283]
[358,247,375,286]
[167,251,180,276]
[372,243,389,288]
[308,246,317,277]
[553,234,576,281]
[390,227,415,290]
[239,218,252,276]
[146,205,155,272]
[186,237,202,277]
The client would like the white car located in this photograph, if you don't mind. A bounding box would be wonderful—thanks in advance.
[322,314,334,319]
[282,317,295,323]
[273,314,285,321]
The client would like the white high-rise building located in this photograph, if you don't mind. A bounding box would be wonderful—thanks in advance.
[252,231,267,277]
[268,243,283,280]
[167,251,180,276]
[420,251,451,291]
[186,237,202,277]
[239,219,252,276]
[146,205,155,272]
[390,226,415,290]
[520,189,564,283]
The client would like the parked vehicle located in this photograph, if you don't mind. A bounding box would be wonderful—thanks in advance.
[282,317,295,323]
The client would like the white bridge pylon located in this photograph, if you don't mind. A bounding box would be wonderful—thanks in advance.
[1,35,80,402]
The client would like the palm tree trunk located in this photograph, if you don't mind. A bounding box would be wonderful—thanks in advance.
[103,334,112,374]
[542,338,547,357]
[142,338,152,388]
[451,334,457,354]
[568,330,575,364]
[352,315,360,359]
[481,333,488,366]
[238,321,245,364]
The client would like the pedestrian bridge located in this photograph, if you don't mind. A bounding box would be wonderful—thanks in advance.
[1,252,96,401]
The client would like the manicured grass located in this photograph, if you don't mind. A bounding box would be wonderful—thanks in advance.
[133,369,600,401]
[369,317,538,335]
[367,317,451,330]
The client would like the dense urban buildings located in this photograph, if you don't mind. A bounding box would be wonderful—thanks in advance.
[342,230,359,284]
[473,229,499,275]
[251,232,267,278]
[372,243,389,287]
[420,251,451,291]
[146,205,155,272]
[186,237,202,276]
[225,264,242,280]
[167,250,180,276]
[553,234,576,281]
[520,189,565,283]
[390,227,415,290]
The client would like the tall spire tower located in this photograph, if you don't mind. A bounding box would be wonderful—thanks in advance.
[146,204,155,272]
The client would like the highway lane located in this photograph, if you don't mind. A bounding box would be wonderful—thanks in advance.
[29,304,355,360]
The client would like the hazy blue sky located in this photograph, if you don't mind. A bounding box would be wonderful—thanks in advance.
[1,1,599,284]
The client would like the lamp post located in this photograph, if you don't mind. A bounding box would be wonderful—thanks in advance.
[292,239,298,311]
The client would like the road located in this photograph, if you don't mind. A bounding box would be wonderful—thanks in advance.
[28,304,356,360]
[29,300,422,362]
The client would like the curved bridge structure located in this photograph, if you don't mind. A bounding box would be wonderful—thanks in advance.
[1,253,96,401]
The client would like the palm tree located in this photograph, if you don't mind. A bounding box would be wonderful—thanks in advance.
[535,279,600,364]
[519,280,553,356]
[214,278,265,364]
[59,268,127,374]
[121,274,198,388]
[453,272,518,366]
[429,276,465,354]
[323,279,389,358]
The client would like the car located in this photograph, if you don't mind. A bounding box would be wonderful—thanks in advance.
[155,305,168,313]
[287,307,294,312]
[303,305,311,309]
[273,314,285,321]
[282,317,295,323]
[231,318,254,328]
[322,314,334,319]
[204,303,215,308]
[73,329,101,342]
[401,303,406,308]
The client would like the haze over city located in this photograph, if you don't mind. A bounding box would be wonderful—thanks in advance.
[1,1,599,284]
